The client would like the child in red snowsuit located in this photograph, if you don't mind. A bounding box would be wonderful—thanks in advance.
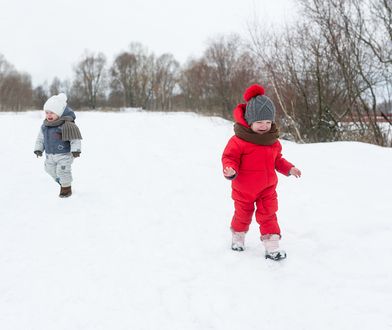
[222,84,301,260]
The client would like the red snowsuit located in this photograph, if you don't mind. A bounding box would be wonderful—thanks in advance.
[222,104,294,235]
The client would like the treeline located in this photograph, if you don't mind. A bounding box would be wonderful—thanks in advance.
[0,0,391,146]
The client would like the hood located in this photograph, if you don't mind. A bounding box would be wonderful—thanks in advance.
[61,107,76,121]
[233,103,250,128]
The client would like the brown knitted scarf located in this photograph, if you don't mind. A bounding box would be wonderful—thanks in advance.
[44,116,83,141]
[234,123,279,145]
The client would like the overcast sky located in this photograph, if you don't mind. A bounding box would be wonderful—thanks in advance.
[0,0,297,86]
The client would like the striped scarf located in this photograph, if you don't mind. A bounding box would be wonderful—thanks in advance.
[44,116,83,141]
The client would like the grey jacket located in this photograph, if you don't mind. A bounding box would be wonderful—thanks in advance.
[34,107,82,154]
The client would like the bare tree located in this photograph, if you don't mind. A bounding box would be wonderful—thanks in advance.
[49,77,62,96]
[32,85,48,109]
[0,54,14,110]
[109,43,155,109]
[0,54,32,110]
[152,53,180,111]
[179,35,259,118]
[179,59,213,112]
[68,79,85,110]
[353,0,392,129]
[0,72,32,111]
[74,51,107,109]
[248,0,391,145]
[204,34,259,117]
[299,0,390,145]
[110,52,137,107]
[128,43,155,109]
[353,0,392,65]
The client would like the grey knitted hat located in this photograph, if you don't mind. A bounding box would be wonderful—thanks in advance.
[245,95,276,125]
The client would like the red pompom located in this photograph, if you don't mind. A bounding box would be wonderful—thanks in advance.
[243,84,265,102]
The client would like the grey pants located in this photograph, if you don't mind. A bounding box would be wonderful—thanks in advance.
[45,153,74,187]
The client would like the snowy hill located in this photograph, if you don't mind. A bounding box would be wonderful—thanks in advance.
[1,110,391,330]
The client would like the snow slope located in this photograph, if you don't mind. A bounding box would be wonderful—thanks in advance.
[1,110,391,330]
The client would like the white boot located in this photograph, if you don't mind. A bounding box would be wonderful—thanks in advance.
[261,234,287,260]
[231,229,246,251]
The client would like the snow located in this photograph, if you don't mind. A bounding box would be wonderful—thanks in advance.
[1,110,391,330]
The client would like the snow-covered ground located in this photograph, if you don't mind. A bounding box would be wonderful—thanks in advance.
[1,110,391,330]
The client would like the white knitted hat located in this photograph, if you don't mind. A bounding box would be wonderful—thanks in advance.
[43,93,67,117]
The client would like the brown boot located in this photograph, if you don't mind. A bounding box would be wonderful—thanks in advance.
[59,186,72,198]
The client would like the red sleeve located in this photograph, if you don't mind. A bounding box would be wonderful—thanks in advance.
[222,136,242,173]
[274,141,294,176]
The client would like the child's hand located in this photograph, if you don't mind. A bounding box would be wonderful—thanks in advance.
[290,167,301,178]
[223,167,236,178]
[34,150,42,158]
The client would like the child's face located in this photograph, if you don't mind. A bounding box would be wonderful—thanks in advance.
[250,120,272,134]
[45,111,59,121]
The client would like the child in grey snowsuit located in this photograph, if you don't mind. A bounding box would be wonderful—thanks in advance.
[34,93,82,198]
